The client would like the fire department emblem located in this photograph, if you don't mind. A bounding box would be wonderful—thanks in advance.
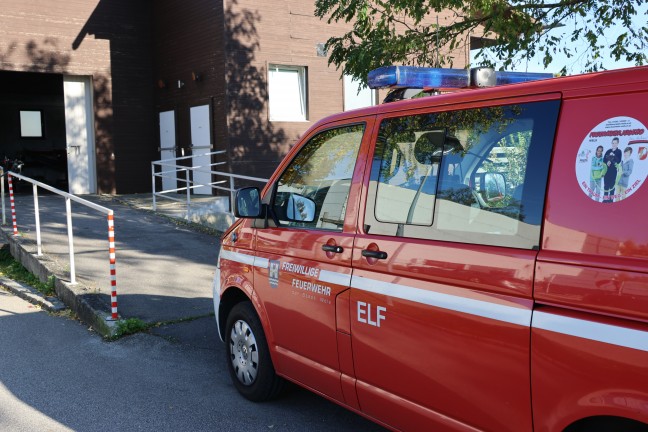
[269,260,280,288]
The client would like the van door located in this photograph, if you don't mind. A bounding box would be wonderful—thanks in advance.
[351,98,560,431]
[253,119,373,403]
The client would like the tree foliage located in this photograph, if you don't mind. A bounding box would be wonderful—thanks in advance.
[314,0,648,82]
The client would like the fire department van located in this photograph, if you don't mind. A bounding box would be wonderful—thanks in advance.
[213,66,648,432]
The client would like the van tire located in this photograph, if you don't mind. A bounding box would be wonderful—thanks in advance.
[566,416,648,432]
[224,301,285,401]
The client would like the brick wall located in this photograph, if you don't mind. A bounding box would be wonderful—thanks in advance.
[0,1,474,193]
[0,0,155,193]
[224,0,471,181]
[152,0,227,163]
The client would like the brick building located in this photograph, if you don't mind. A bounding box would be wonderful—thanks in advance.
[0,0,472,194]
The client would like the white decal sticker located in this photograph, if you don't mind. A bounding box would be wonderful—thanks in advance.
[269,259,280,288]
[281,261,320,278]
[291,278,331,296]
[576,116,648,203]
[357,301,386,327]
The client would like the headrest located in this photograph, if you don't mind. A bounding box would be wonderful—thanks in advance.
[414,132,444,165]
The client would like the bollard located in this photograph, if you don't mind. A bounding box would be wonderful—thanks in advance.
[65,197,76,284]
[33,184,42,256]
[8,173,18,235]
[1,167,5,225]
[107,212,118,320]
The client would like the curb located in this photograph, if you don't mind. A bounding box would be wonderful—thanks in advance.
[0,276,66,312]
[0,227,117,337]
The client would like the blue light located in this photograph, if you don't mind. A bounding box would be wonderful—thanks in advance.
[368,66,469,89]
[368,66,553,90]
[495,71,553,85]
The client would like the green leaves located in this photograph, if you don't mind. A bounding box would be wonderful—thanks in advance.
[315,0,648,81]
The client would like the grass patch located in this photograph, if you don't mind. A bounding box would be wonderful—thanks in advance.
[150,313,215,328]
[109,313,214,341]
[112,317,151,339]
[51,309,77,320]
[0,246,56,296]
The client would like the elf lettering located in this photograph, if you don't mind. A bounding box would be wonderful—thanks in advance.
[357,301,386,328]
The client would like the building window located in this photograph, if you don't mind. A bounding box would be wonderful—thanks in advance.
[343,74,376,111]
[20,110,43,138]
[268,65,308,122]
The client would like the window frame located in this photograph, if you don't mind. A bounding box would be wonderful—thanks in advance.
[363,97,561,249]
[343,74,377,111]
[372,128,446,228]
[268,64,308,122]
[269,122,366,232]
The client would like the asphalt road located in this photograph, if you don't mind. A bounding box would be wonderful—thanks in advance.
[0,288,387,432]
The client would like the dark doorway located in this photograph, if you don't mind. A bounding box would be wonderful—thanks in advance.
[0,70,68,191]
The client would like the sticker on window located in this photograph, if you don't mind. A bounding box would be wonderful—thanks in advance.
[576,116,648,203]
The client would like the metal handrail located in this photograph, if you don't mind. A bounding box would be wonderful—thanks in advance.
[151,150,268,217]
[9,171,112,213]
[2,171,119,319]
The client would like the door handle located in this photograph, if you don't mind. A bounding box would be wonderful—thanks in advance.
[361,249,388,260]
[67,145,81,155]
[322,244,343,253]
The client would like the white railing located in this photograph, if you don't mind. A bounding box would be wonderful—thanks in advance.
[151,150,268,217]
[1,170,119,320]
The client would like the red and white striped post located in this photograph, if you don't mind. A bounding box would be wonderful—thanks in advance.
[8,173,18,235]
[107,211,118,320]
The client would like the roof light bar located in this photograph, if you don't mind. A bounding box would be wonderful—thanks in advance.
[368,66,469,89]
[493,70,554,85]
[368,66,553,90]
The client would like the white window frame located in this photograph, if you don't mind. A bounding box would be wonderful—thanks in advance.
[268,64,308,122]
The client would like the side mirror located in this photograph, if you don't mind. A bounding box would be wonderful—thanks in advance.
[482,172,506,203]
[285,193,316,223]
[234,187,261,218]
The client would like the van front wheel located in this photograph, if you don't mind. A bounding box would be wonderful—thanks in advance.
[225,301,284,401]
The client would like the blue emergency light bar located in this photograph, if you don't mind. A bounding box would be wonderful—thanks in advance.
[493,70,554,85]
[367,66,553,89]
[368,66,469,89]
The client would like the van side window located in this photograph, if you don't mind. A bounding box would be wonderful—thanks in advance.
[273,124,364,231]
[365,100,560,249]
[373,117,445,228]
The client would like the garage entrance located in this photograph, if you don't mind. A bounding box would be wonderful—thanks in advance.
[0,71,96,193]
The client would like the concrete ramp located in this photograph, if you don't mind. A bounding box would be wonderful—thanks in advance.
[1,194,222,337]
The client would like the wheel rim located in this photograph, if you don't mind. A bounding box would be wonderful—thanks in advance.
[229,319,259,386]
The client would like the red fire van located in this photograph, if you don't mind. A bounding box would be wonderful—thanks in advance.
[213,66,648,432]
